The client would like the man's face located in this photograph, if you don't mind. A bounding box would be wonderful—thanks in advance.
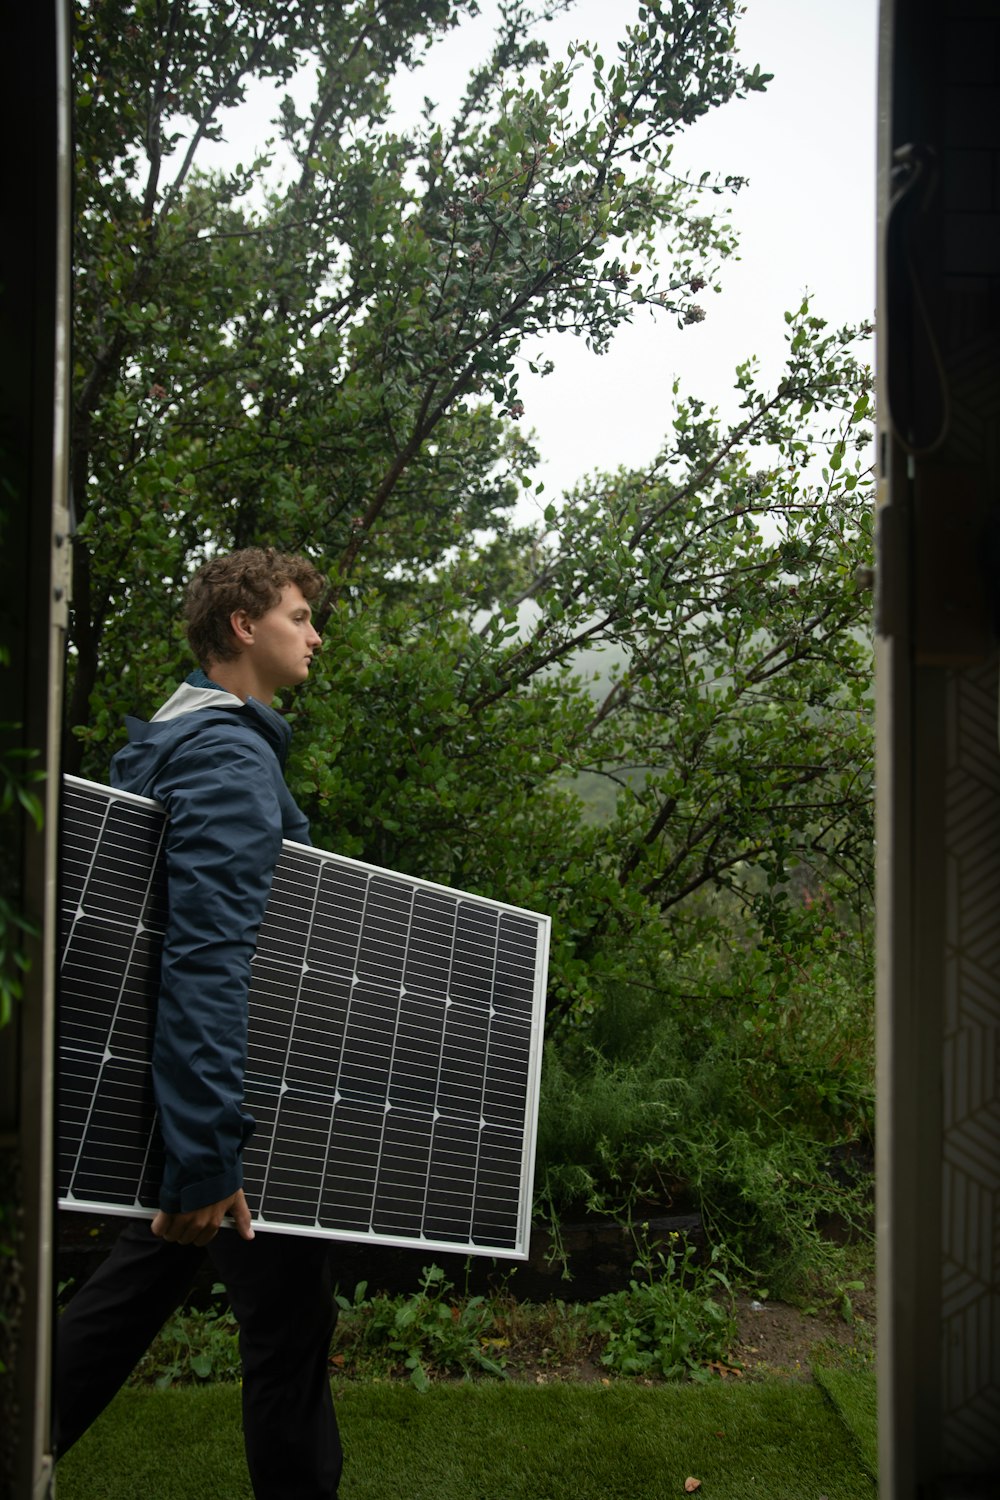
[245,584,321,695]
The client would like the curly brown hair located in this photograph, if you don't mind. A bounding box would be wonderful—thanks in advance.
[184,547,325,668]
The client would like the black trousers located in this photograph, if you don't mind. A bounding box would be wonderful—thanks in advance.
[54,1220,343,1499]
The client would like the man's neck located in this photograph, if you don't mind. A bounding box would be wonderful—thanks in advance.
[204,658,275,705]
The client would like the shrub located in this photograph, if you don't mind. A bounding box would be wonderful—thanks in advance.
[333,1265,506,1391]
[534,911,874,1297]
[587,1236,736,1381]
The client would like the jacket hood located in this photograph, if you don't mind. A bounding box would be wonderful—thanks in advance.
[150,673,245,722]
[111,669,294,798]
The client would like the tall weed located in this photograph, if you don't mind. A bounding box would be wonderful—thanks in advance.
[333,1265,506,1390]
[588,1236,736,1380]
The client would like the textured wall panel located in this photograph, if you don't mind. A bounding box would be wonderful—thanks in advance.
[942,665,1000,1466]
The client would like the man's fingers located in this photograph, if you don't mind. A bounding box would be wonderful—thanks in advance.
[150,1208,218,1245]
[230,1190,255,1241]
[179,1216,212,1246]
[148,1192,253,1245]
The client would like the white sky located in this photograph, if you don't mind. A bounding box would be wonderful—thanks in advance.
[203,0,879,508]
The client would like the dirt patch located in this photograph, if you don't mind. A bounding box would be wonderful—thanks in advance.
[727,1289,876,1379]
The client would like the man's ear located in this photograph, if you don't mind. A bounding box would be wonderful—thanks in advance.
[229,609,255,648]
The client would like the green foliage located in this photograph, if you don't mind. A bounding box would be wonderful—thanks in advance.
[333,1265,506,1390]
[130,1288,241,1390]
[535,907,874,1295]
[0,738,44,834]
[124,1262,736,1396]
[68,5,873,1022]
[802,1276,868,1328]
[587,1236,735,1380]
[0,642,45,1027]
[0,887,40,1029]
[68,0,765,752]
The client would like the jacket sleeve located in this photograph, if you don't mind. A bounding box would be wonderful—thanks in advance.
[150,730,284,1213]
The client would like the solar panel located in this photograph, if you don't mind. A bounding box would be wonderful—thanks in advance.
[58,775,549,1258]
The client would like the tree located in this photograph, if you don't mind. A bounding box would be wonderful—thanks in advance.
[283,302,874,1020]
[68,0,872,1024]
[69,0,767,746]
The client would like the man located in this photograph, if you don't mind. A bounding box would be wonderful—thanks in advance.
[55,547,342,1499]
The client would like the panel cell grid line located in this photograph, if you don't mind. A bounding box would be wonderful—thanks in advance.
[58,775,549,1258]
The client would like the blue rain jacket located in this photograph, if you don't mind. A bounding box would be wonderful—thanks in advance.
[110,669,310,1214]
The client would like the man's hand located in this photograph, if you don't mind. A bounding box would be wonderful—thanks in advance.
[151,1188,254,1247]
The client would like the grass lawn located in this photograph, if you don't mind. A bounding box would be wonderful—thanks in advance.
[814,1366,878,1482]
[55,1378,877,1500]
